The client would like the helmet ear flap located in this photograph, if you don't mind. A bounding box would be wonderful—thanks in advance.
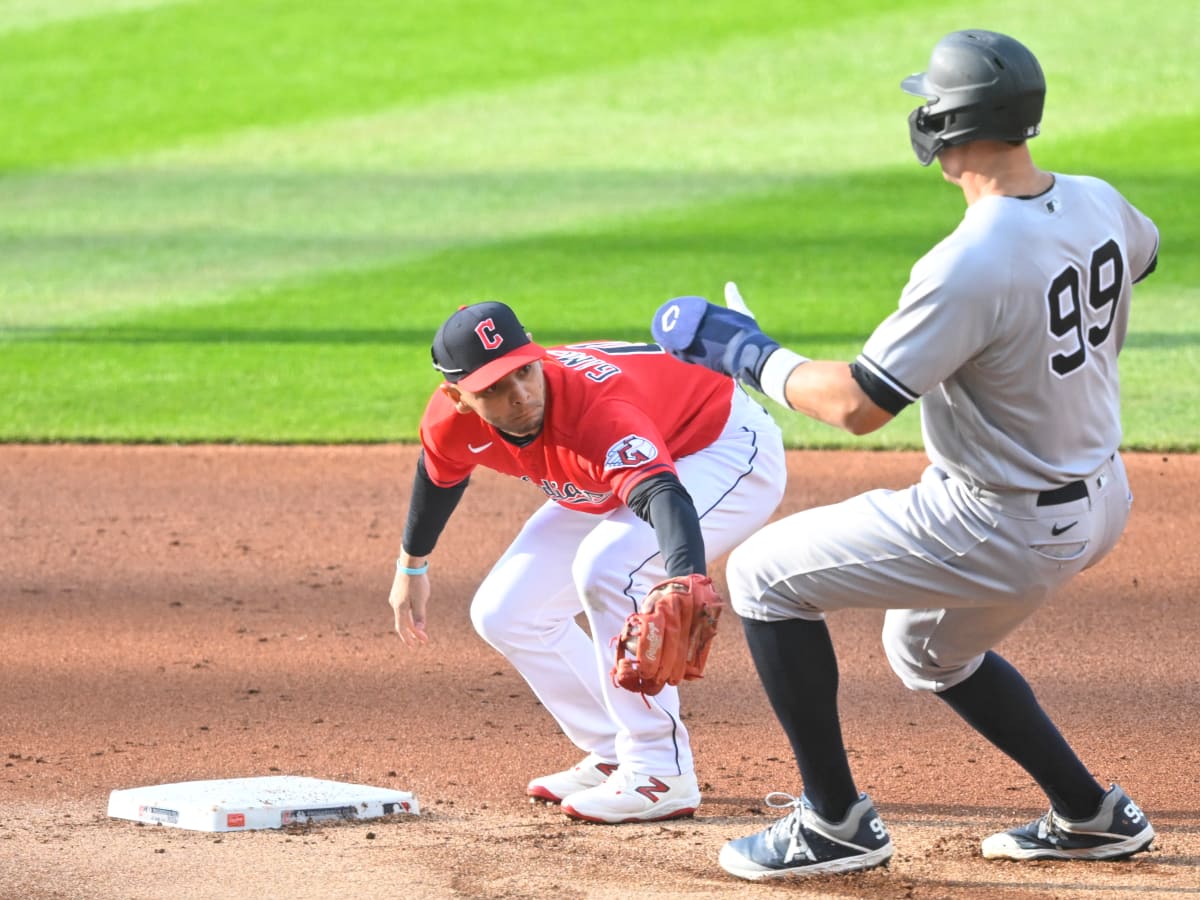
[907,106,944,166]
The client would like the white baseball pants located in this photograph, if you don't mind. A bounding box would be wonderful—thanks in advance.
[470,388,785,776]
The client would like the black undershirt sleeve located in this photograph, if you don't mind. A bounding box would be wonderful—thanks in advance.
[401,452,470,557]
[849,360,912,415]
[625,472,706,577]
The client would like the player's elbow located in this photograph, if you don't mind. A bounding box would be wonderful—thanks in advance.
[842,400,893,435]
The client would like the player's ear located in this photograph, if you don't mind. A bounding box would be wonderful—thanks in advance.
[439,382,472,414]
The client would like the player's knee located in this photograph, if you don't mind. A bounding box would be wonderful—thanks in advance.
[569,555,625,614]
[726,538,817,618]
[568,561,599,612]
[882,635,981,692]
[468,599,496,644]
[725,541,761,617]
[881,611,993,691]
[469,591,516,648]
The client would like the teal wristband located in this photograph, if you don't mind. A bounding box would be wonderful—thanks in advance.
[397,559,429,576]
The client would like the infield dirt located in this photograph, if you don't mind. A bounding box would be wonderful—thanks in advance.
[2,446,1197,898]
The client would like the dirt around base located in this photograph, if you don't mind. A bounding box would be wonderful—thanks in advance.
[1,445,1197,899]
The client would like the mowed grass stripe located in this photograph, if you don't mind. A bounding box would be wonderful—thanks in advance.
[0,0,189,36]
[0,0,935,169]
[2,0,1195,329]
[0,0,946,329]
[2,0,1190,168]
[4,160,1194,447]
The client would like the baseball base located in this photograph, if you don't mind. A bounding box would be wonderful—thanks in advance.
[107,775,419,832]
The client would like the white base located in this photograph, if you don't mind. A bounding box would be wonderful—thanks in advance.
[107,776,419,832]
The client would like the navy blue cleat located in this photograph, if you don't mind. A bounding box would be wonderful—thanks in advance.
[719,792,893,881]
[981,784,1154,861]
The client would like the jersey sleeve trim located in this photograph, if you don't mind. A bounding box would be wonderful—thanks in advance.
[852,355,917,415]
[615,461,676,502]
[1134,244,1158,284]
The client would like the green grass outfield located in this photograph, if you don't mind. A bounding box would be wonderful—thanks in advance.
[2,0,1197,448]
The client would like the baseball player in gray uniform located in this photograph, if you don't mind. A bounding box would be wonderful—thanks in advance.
[651,29,1160,880]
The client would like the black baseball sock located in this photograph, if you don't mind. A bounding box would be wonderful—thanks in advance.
[741,616,859,822]
[937,650,1104,819]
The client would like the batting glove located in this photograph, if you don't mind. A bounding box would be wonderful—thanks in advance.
[651,282,780,393]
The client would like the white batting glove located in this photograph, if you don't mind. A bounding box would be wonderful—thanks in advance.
[724,281,756,320]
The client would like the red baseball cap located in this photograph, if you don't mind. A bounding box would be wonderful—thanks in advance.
[431,302,547,392]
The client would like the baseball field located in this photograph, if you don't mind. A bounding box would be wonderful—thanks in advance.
[2,1,1198,897]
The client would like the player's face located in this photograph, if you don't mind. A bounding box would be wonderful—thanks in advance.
[450,362,546,437]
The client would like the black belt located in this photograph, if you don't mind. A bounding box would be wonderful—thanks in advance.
[1036,480,1088,507]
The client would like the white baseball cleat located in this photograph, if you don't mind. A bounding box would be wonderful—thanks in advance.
[526,753,618,804]
[561,768,700,823]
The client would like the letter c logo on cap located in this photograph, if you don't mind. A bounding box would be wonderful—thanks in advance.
[475,319,503,350]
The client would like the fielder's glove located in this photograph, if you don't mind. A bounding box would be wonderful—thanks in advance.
[610,574,724,700]
[651,282,779,393]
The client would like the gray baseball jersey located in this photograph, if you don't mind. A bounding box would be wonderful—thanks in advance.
[855,174,1159,492]
[728,173,1159,690]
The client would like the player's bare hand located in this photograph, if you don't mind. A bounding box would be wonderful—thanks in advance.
[388,568,431,647]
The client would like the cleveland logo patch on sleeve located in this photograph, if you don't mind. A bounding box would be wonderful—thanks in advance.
[604,435,659,470]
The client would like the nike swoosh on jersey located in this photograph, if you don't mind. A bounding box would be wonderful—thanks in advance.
[1051,521,1078,536]
[468,442,494,453]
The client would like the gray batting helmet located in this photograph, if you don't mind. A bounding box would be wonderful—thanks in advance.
[902,30,1045,166]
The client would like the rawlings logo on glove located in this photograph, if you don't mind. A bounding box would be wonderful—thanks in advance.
[610,574,724,700]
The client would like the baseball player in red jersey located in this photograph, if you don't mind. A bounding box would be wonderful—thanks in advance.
[390,301,785,823]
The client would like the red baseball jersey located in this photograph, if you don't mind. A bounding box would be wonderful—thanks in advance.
[419,342,735,513]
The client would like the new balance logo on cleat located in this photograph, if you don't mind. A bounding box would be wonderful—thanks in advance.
[526,753,618,804]
[634,777,671,803]
[981,784,1155,861]
[561,769,700,824]
[719,792,893,881]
